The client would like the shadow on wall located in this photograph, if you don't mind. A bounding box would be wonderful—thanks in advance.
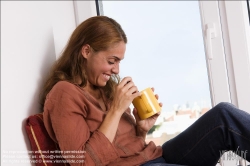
[21,36,56,159]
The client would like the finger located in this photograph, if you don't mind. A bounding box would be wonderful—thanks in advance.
[119,77,132,87]
[151,87,155,92]
[147,112,160,121]
[159,102,163,107]
[152,111,161,118]
[155,94,159,100]
[155,111,161,117]
[124,80,135,90]
[132,108,141,121]
[127,85,138,94]
[131,90,140,99]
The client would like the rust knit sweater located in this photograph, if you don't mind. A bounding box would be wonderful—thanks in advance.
[43,81,162,166]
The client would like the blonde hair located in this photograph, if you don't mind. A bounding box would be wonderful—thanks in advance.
[40,16,127,108]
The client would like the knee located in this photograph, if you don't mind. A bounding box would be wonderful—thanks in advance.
[216,102,233,108]
[213,102,237,115]
[215,102,236,108]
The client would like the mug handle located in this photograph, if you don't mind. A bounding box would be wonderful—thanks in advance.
[141,93,152,113]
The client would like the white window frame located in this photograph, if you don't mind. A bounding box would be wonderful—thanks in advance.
[199,1,231,106]
[220,1,250,112]
[199,1,250,112]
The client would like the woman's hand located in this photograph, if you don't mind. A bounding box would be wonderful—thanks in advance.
[132,88,163,139]
[110,77,140,115]
[99,77,139,142]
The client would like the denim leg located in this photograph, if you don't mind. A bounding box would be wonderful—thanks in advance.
[162,102,250,166]
[141,157,187,166]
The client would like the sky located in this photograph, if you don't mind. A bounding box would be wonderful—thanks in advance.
[101,1,211,112]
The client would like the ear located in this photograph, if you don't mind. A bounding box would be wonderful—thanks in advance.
[81,44,91,59]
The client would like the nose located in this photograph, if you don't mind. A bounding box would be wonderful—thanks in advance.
[111,63,119,74]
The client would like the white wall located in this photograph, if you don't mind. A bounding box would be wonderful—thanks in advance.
[1,1,76,165]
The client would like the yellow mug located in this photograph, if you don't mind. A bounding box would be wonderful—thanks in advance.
[132,87,161,120]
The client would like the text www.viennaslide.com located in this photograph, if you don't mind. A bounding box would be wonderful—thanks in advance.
[2,150,86,164]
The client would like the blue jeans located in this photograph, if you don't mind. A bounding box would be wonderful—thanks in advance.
[141,102,250,166]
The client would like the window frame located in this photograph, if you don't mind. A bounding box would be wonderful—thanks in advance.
[199,1,232,107]
[218,1,250,112]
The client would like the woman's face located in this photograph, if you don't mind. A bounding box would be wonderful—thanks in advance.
[82,41,126,88]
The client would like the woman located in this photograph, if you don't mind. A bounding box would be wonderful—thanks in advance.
[41,16,250,166]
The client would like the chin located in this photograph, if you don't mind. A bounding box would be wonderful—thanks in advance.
[98,82,107,87]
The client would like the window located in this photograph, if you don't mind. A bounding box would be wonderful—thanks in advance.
[100,1,212,145]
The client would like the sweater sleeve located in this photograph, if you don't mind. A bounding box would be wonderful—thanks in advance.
[43,82,119,166]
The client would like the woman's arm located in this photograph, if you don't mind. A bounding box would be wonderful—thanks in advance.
[98,77,140,142]
[136,125,148,140]
[98,109,123,142]
[44,82,119,166]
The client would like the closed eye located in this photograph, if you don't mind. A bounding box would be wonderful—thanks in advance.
[108,61,115,65]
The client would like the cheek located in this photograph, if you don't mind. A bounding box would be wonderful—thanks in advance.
[104,65,112,71]
[89,64,111,80]
[99,64,112,72]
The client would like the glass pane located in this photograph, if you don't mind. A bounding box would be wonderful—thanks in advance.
[101,1,212,145]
